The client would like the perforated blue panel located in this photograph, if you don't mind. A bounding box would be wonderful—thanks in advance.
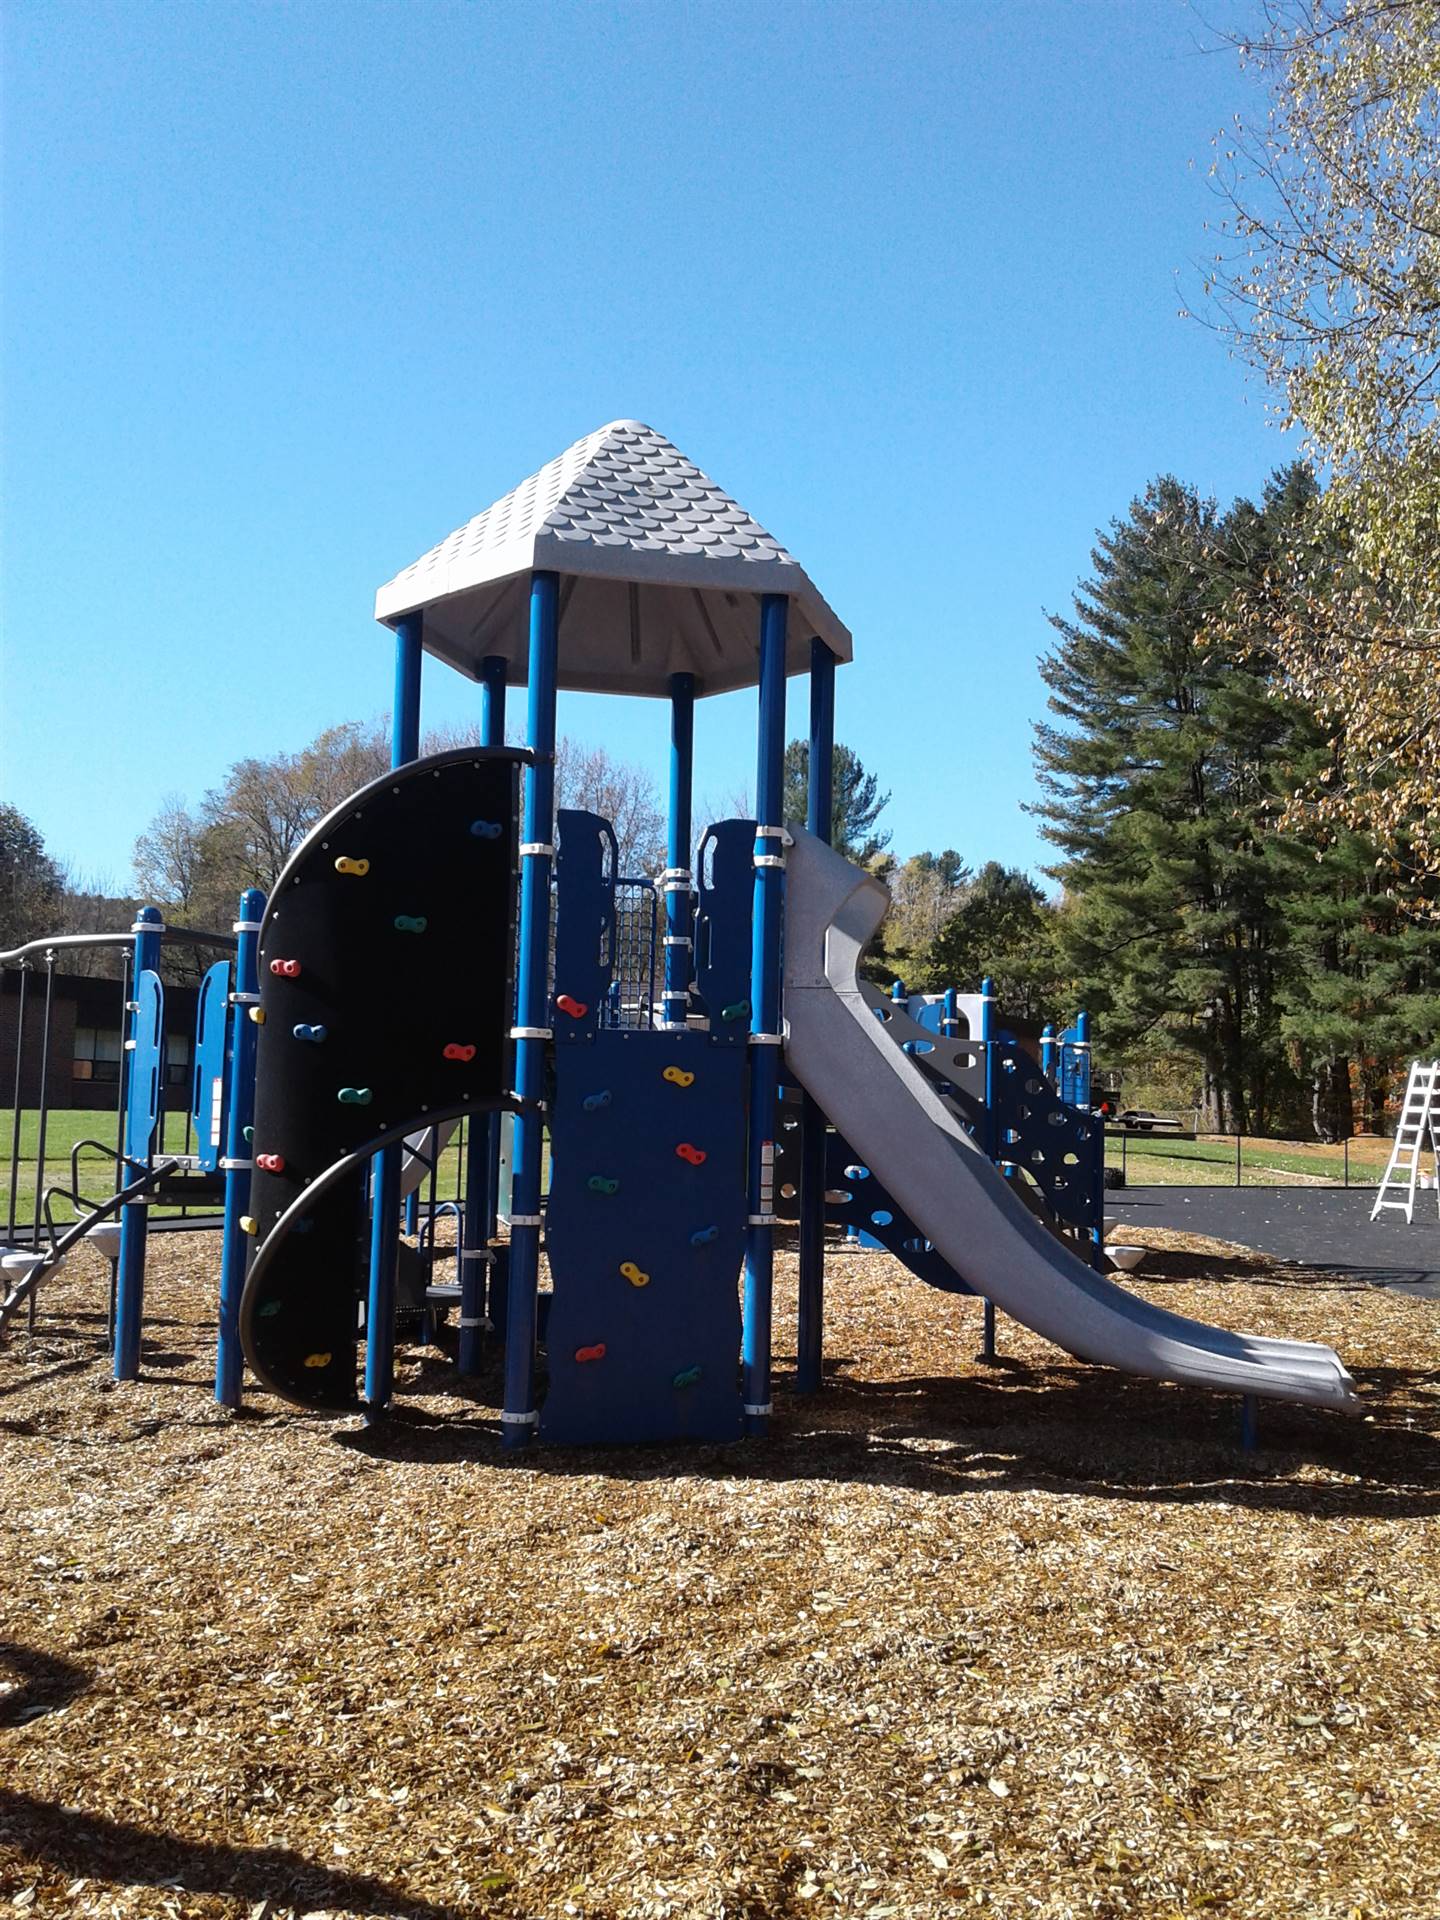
[125,970,165,1169]
[542,1029,747,1445]
[991,1040,1101,1239]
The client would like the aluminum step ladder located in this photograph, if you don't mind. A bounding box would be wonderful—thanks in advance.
[1370,1059,1440,1225]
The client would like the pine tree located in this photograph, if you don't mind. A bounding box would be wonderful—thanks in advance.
[782,741,891,862]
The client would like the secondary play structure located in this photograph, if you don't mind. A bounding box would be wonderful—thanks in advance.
[1370,1058,1440,1225]
[1,421,1359,1438]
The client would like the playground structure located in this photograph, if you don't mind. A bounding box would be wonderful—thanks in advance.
[1371,1059,1440,1226]
[1,420,1360,1438]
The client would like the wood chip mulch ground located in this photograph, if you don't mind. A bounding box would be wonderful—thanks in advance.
[2,1227,1438,1920]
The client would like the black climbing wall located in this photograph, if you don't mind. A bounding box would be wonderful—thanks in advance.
[239,748,524,1408]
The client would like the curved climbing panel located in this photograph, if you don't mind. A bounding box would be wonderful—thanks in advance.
[239,748,524,1408]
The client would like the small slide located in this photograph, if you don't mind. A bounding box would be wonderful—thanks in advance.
[781,827,1359,1414]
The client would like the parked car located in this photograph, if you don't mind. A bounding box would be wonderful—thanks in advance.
[1116,1109,1183,1133]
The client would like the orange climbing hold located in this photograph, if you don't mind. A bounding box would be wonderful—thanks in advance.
[675,1142,707,1166]
[575,1343,607,1364]
[303,1352,332,1369]
[556,994,589,1019]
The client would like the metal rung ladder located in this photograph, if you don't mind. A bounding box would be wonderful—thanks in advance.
[1370,1059,1440,1225]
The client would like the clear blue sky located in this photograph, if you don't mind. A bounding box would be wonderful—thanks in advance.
[2,0,1281,893]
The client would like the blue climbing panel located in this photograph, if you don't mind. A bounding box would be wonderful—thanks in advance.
[542,1029,747,1445]
[190,959,230,1173]
[990,1038,1102,1249]
[693,819,756,1043]
[125,969,165,1171]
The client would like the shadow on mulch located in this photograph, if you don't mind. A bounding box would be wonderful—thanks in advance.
[331,1344,1440,1523]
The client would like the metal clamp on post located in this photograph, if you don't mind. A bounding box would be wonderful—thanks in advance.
[747,1213,778,1228]
[753,824,792,867]
[500,1408,539,1427]
[232,919,263,934]
[230,991,261,1007]
[219,1156,253,1172]
[743,1402,773,1418]
[509,1026,553,1041]
[748,1031,784,1047]
[662,935,693,948]
[458,1315,491,1330]
[460,1247,495,1264]
[518,842,555,859]
[507,1213,543,1229]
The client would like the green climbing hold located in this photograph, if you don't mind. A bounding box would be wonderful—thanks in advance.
[258,1300,282,1318]
[721,999,751,1023]
[587,1175,619,1195]
[243,1125,254,1143]
[393,914,428,934]
[672,1365,702,1389]
[338,1086,373,1106]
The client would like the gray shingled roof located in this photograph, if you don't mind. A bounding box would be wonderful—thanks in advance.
[373,421,852,698]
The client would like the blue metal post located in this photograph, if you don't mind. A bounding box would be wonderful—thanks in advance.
[743,594,788,1437]
[460,653,509,1374]
[215,888,264,1407]
[1078,1008,1107,1271]
[364,612,423,1415]
[503,574,559,1447]
[797,637,834,1395]
[1040,1022,1057,1083]
[942,987,959,1039]
[114,907,165,1381]
[978,973,998,1364]
[662,672,696,1029]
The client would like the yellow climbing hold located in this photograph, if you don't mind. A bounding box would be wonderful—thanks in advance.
[303,1351,332,1369]
[619,1261,650,1288]
[662,1065,695,1088]
[240,1215,259,1236]
[334,856,370,876]
[248,1006,266,1025]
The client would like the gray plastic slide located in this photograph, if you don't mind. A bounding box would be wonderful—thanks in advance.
[781,826,1359,1413]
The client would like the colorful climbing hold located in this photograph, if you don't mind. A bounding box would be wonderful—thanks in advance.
[442,1042,477,1062]
[662,1065,695,1088]
[269,957,302,978]
[294,1022,328,1044]
[555,993,589,1019]
[303,1352,332,1369]
[675,1142,707,1166]
[393,914,428,934]
[672,1365,702,1389]
[255,1152,286,1173]
[258,1300,282,1317]
[689,1225,718,1247]
[721,999,751,1023]
[291,1217,315,1235]
[337,1087,373,1106]
[587,1175,619,1195]
[582,1089,612,1111]
[469,819,503,840]
[334,856,370,876]
[248,1007,266,1026]
[240,1216,259,1236]
[575,1343,607,1364]
[243,1125,254,1143]
[619,1261,650,1288]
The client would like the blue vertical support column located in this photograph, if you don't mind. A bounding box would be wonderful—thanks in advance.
[661,672,696,1030]
[460,653,509,1373]
[942,987,959,1039]
[743,594,788,1436]
[114,907,165,1382]
[978,973,998,1363]
[215,887,264,1407]
[1078,1008,1106,1272]
[796,636,834,1395]
[1040,1022,1057,1084]
[502,573,559,1448]
[364,611,423,1416]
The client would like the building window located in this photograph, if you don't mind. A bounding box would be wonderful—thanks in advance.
[73,1026,122,1086]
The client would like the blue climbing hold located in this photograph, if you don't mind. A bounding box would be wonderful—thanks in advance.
[583,1089,612,1112]
[470,819,503,840]
[689,1225,718,1247]
[294,1023,328,1044]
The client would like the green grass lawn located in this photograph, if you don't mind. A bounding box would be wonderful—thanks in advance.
[1105,1129,1390,1187]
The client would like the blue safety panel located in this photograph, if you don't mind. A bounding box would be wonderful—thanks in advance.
[554,810,616,1043]
[692,819,755,1045]
[991,1039,1101,1239]
[125,969,165,1169]
[1058,1030,1092,1109]
[542,1028,747,1445]
[773,1096,975,1297]
[190,960,231,1173]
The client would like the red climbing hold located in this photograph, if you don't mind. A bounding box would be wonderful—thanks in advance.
[443,1042,477,1062]
[555,994,589,1019]
[575,1343,607,1364]
[269,957,301,978]
[255,1152,286,1173]
[675,1142,707,1166]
